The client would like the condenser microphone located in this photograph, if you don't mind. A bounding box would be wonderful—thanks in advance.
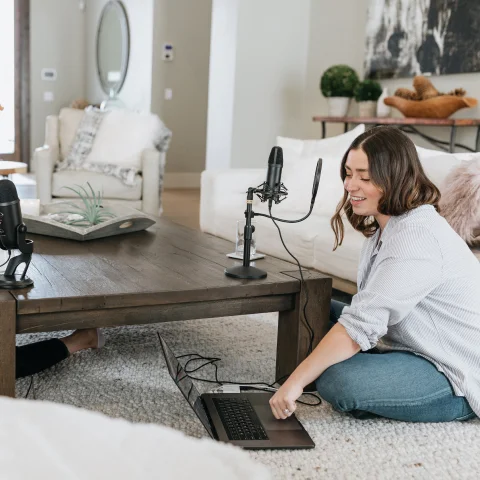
[260,146,287,206]
[0,179,24,249]
[0,179,34,289]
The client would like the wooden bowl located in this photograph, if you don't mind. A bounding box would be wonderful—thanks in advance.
[383,95,478,119]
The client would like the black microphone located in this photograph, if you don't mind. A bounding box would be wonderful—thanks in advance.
[0,179,23,250]
[0,179,34,289]
[260,146,287,206]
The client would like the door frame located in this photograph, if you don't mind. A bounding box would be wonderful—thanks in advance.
[2,0,30,166]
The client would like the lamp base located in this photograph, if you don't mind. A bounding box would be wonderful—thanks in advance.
[0,274,34,289]
[224,265,267,279]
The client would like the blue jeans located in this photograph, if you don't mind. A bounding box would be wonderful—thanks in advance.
[315,300,476,422]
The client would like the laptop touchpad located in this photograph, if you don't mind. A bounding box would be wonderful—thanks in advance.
[255,406,303,430]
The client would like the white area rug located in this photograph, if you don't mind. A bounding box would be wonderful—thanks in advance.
[16,313,480,479]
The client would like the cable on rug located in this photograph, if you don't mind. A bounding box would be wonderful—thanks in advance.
[156,334,321,407]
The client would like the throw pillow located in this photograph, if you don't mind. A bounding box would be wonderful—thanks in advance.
[87,109,172,172]
[275,125,365,217]
[57,107,107,173]
[439,156,480,246]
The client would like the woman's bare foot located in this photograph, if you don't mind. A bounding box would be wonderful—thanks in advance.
[60,328,102,355]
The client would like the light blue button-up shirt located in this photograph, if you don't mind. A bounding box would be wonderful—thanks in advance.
[339,205,480,416]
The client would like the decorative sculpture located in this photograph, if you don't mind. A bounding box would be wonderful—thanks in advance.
[383,76,478,118]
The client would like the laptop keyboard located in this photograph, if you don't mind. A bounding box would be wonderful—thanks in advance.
[213,397,269,441]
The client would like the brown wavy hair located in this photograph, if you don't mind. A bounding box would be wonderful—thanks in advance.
[331,126,441,250]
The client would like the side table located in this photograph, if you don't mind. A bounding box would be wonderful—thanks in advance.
[0,161,28,179]
[312,116,480,153]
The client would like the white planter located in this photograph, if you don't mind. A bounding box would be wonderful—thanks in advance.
[358,101,377,117]
[327,97,351,117]
[376,87,391,117]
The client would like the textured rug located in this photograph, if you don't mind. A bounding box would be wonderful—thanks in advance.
[16,313,480,480]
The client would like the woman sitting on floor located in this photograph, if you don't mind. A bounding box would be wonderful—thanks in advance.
[270,126,480,423]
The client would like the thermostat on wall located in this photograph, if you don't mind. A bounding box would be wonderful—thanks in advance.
[41,68,57,81]
[162,43,174,61]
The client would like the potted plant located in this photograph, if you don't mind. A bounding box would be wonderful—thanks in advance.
[320,65,359,117]
[354,80,383,117]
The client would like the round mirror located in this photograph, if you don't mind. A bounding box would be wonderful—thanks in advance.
[96,1,130,95]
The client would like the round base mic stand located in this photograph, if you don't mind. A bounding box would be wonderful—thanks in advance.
[225,188,267,280]
[0,224,34,289]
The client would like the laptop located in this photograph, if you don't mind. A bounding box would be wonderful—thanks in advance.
[159,334,315,450]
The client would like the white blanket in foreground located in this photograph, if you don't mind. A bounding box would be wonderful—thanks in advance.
[0,397,269,480]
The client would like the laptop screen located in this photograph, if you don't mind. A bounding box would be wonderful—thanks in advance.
[159,335,215,438]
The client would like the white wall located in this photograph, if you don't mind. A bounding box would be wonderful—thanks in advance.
[151,0,212,186]
[205,0,239,171]
[30,0,86,165]
[85,0,154,112]
[230,0,311,169]
[206,0,480,171]
[207,0,311,170]
[304,0,480,150]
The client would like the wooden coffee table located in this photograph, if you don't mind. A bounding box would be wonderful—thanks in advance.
[0,218,332,397]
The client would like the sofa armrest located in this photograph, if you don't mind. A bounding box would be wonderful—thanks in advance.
[141,149,164,215]
[35,146,59,205]
[45,115,59,149]
[200,169,264,232]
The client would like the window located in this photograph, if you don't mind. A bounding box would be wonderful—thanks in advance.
[0,0,15,155]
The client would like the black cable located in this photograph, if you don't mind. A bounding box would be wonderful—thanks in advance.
[175,351,321,406]
[0,249,11,268]
[25,375,36,399]
[254,204,313,224]
[267,204,315,355]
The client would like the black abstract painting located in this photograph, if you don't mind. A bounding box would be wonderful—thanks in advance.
[365,0,480,79]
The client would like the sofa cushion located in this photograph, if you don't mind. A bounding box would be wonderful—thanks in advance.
[277,125,365,218]
[58,108,85,159]
[52,170,143,200]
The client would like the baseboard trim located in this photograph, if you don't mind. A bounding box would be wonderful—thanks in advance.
[163,173,201,189]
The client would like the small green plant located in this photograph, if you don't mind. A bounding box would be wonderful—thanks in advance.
[320,65,360,98]
[354,80,383,102]
[58,182,116,226]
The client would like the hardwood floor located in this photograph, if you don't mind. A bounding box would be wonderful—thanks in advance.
[162,188,200,230]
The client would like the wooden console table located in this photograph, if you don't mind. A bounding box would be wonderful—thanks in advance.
[312,116,480,153]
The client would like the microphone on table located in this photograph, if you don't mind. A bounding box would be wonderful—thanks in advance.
[225,146,323,280]
[0,179,34,289]
[257,146,288,207]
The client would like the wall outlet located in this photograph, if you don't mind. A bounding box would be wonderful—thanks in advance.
[43,91,54,102]
[164,88,173,100]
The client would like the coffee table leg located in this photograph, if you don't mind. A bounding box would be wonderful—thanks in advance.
[276,273,331,389]
[0,292,16,397]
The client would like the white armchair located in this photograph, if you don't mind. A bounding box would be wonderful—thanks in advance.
[34,108,167,216]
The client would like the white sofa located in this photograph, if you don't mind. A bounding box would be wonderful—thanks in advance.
[34,108,167,216]
[200,126,479,294]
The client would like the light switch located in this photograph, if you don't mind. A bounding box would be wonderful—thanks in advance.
[43,91,54,102]
[164,88,173,100]
[162,43,174,61]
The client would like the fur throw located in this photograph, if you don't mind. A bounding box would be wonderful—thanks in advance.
[439,157,480,246]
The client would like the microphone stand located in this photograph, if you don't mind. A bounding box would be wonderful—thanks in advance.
[224,187,267,279]
[0,223,34,289]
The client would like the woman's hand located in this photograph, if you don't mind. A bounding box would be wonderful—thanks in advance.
[269,380,304,420]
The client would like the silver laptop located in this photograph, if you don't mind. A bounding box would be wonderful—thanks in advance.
[159,334,315,450]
